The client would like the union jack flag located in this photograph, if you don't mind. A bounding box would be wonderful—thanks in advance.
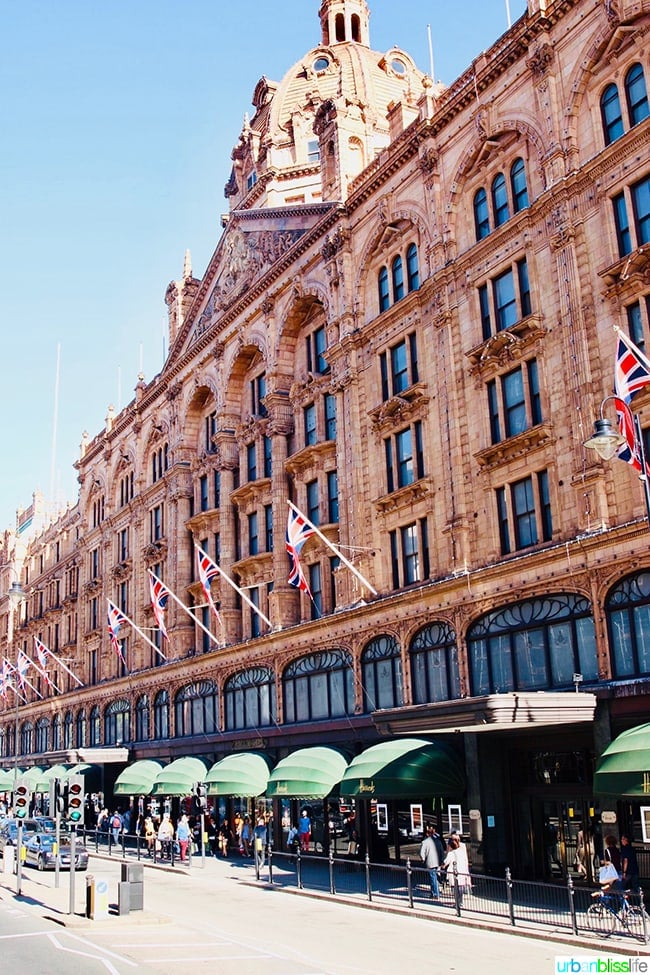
[34,637,55,687]
[614,396,649,474]
[149,572,170,639]
[107,601,128,663]
[286,508,315,595]
[0,659,12,699]
[16,649,31,688]
[615,330,650,404]
[196,547,222,623]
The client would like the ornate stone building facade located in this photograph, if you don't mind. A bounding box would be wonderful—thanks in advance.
[2,0,650,878]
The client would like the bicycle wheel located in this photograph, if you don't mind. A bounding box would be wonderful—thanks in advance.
[587,902,616,935]
[624,906,649,940]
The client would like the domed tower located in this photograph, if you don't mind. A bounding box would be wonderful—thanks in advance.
[224,0,426,210]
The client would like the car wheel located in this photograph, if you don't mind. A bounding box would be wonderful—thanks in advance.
[37,855,47,871]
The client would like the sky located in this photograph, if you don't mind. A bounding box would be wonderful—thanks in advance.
[0,0,528,531]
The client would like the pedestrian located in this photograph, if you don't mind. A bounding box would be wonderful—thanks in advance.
[241,815,252,856]
[206,817,218,857]
[219,818,231,857]
[157,812,174,860]
[144,816,156,856]
[110,810,123,846]
[176,813,191,862]
[287,823,299,853]
[253,817,268,869]
[620,834,640,894]
[299,809,311,852]
[121,807,132,835]
[443,834,472,907]
[420,824,445,900]
[233,811,243,852]
[344,813,358,856]
[97,807,109,843]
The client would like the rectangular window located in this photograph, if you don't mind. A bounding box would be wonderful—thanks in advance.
[264,504,273,552]
[613,191,632,257]
[205,411,217,453]
[247,442,257,482]
[324,393,337,440]
[309,563,322,620]
[385,422,424,491]
[248,511,259,556]
[496,469,553,555]
[389,520,428,588]
[327,470,339,523]
[632,175,650,246]
[90,547,99,580]
[379,333,419,400]
[307,139,320,163]
[263,435,272,478]
[251,374,267,416]
[307,325,328,373]
[151,504,164,542]
[304,403,317,446]
[479,258,532,339]
[200,475,209,512]
[627,297,650,353]
[306,479,319,526]
[250,587,261,638]
[214,470,221,508]
[487,379,501,443]
[118,528,129,562]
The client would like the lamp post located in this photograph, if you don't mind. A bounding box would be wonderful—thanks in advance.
[584,395,650,524]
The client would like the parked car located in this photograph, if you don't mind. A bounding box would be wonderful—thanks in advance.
[23,832,89,871]
[0,819,41,853]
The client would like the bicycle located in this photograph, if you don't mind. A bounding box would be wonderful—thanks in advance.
[586,889,649,940]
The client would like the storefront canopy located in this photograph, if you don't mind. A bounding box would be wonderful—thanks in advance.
[151,757,208,796]
[19,767,47,791]
[339,738,465,799]
[265,747,349,799]
[113,760,164,796]
[593,723,650,797]
[205,752,271,797]
[33,764,73,793]
[0,768,16,789]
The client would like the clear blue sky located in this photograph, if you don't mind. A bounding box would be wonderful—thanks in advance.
[0,0,527,531]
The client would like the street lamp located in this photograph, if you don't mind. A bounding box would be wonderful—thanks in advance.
[584,395,650,523]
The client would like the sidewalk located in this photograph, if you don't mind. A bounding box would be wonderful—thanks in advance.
[1,849,649,958]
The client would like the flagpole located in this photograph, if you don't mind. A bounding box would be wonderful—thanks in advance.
[195,547,272,628]
[287,500,378,596]
[633,413,650,524]
[107,600,167,661]
[46,649,84,686]
[29,654,62,693]
[148,570,221,648]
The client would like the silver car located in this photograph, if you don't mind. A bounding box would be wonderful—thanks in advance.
[23,831,89,871]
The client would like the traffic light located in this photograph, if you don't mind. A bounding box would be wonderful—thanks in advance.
[194,782,207,813]
[13,778,31,819]
[54,779,68,815]
[66,775,84,824]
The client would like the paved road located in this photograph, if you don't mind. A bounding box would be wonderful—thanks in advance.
[0,854,644,975]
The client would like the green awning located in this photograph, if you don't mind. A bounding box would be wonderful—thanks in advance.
[205,752,271,797]
[33,764,73,793]
[0,768,17,789]
[265,747,349,799]
[64,764,93,778]
[339,738,465,799]
[114,760,164,796]
[20,767,47,790]
[593,723,650,797]
[151,757,208,796]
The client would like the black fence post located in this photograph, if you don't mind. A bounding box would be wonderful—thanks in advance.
[567,874,578,935]
[296,847,303,890]
[328,848,335,895]
[365,852,372,902]
[406,857,413,909]
[452,863,461,916]
[505,867,516,927]
[640,887,648,945]
[268,846,274,885]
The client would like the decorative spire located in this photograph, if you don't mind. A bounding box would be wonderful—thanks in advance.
[319,0,370,48]
[183,249,192,280]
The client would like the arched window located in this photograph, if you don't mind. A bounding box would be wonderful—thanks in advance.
[378,266,390,312]
[224,667,276,731]
[20,721,33,758]
[105,699,130,745]
[474,187,490,240]
[89,705,101,746]
[0,729,5,760]
[361,635,403,711]
[52,713,62,751]
[510,158,529,213]
[175,680,218,737]
[392,255,404,302]
[410,621,461,703]
[625,63,649,127]
[36,717,49,753]
[153,690,169,740]
[606,571,650,677]
[63,710,74,749]
[135,695,150,742]
[406,243,420,292]
[491,173,510,227]
[467,593,597,695]
[283,649,355,723]
[76,710,86,748]
[601,83,624,145]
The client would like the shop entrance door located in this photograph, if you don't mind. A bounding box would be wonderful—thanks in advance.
[517,797,597,882]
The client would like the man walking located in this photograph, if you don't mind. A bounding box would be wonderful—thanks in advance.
[420,824,445,900]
